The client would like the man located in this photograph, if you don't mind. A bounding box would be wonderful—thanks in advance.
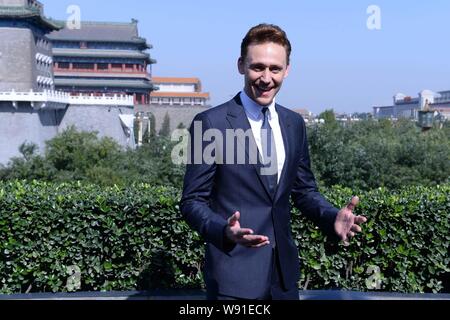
[180,24,367,300]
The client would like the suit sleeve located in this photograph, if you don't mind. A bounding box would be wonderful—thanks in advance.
[180,112,230,252]
[290,115,339,239]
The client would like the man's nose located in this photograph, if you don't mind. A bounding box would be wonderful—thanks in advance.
[260,69,271,83]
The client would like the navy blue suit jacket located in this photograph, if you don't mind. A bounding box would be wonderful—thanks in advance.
[180,94,338,299]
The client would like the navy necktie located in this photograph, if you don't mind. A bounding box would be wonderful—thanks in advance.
[261,107,278,193]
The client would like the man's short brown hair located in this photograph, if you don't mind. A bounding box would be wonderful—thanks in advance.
[241,23,292,64]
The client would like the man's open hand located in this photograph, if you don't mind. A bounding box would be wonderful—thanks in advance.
[225,211,270,248]
[334,196,367,246]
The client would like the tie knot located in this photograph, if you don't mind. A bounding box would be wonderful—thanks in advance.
[261,107,269,116]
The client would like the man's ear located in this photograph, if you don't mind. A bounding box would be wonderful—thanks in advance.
[237,57,245,75]
[284,64,291,79]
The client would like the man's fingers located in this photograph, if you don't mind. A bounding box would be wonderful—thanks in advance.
[235,228,254,237]
[250,241,271,248]
[228,211,240,226]
[355,215,367,224]
[346,196,360,211]
[240,235,269,245]
[242,235,269,242]
[351,224,362,233]
[340,234,350,247]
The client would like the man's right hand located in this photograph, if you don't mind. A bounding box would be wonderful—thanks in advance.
[225,211,270,248]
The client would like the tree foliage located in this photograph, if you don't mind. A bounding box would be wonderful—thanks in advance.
[0,120,448,191]
[308,119,450,190]
[0,126,184,188]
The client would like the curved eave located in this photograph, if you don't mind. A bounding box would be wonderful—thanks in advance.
[0,7,62,31]
[133,37,151,47]
[138,43,152,50]
[41,17,64,31]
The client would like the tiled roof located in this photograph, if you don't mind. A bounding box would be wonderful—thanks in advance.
[48,21,149,46]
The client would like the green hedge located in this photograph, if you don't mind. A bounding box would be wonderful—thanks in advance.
[294,185,449,293]
[0,181,448,294]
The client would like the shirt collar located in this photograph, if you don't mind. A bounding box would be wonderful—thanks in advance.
[240,90,277,120]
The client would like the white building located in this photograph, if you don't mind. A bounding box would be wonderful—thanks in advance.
[373,89,450,120]
[150,77,210,107]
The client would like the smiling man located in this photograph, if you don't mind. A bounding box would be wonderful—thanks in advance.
[238,30,290,106]
[180,23,367,300]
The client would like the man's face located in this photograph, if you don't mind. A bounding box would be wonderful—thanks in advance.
[238,42,290,106]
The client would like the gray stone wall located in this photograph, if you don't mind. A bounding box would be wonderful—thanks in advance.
[0,101,63,164]
[59,105,136,149]
[0,103,136,164]
[134,104,209,135]
[0,28,36,92]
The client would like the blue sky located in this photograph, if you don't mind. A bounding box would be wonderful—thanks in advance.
[43,0,450,114]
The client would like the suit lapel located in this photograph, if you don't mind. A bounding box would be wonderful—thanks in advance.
[274,104,293,203]
[226,94,273,200]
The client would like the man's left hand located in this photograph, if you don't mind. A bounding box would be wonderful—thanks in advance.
[334,196,367,246]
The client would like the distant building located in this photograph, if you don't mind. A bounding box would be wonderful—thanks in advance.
[150,77,210,107]
[48,20,156,105]
[335,113,362,126]
[373,89,450,120]
[136,77,210,134]
[431,90,450,119]
[0,0,136,164]
[0,0,61,92]
[291,108,314,123]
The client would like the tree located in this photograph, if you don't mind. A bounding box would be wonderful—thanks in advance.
[18,142,39,161]
[0,142,50,181]
[159,112,171,137]
[318,109,337,125]
[149,112,157,138]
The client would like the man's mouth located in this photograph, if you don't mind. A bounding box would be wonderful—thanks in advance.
[255,86,274,97]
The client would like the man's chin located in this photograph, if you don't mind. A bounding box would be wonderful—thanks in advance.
[254,96,274,106]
